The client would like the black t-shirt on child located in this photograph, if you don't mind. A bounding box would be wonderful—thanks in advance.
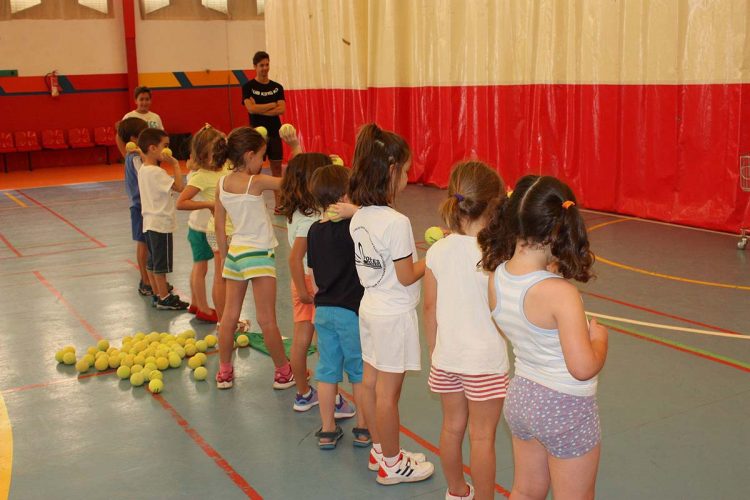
[241,79,285,136]
[307,219,364,314]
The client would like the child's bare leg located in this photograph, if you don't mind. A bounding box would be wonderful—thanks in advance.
[360,362,380,445]
[291,320,314,394]
[218,279,249,364]
[548,444,600,500]
[467,398,504,499]
[351,381,368,429]
[509,437,550,500]
[211,252,225,322]
[251,276,287,368]
[136,241,149,285]
[150,272,168,298]
[440,392,470,497]
[190,260,210,312]
[375,370,405,458]
[318,382,338,436]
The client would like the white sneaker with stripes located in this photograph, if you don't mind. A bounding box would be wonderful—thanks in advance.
[369,447,426,471]
[376,452,434,485]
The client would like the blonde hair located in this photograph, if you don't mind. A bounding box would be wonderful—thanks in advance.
[190,124,224,171]
[440,161,505,234]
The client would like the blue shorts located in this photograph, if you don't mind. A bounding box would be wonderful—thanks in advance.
[130,206,145,242]
[314,306,363,384]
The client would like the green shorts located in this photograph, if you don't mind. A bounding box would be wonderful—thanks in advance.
[187,228,214,262]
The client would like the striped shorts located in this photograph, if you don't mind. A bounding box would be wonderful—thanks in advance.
[222,245,276,281]
[428,366,509,401]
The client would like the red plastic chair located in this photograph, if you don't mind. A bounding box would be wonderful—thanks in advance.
[94,126,117,163]
[42,129,68,150]
[68,128,94,149]
[14,131,41,171]
[0,132,15,173]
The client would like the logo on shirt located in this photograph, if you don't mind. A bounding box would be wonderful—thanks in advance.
[252,88,279,97]
[352,226,386,288]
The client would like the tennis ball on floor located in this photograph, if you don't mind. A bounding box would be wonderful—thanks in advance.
[62,345,76,354]
[130,364,143,374]
[204,334,218,348]
[133,354,146,366]
[122,335,133,344]
[97,339,109,351]
[55,350,65,363]
[195,340,208,353]
[116,365,131,379]
[255,126,268,139]
[82,354,95,365]
[193,366,208,381]
[187,356,202,370]
[130,372,145,387]
[108,356,121,369]
[184,330,196,339]
[184,344,197,357]
[148,379,163,393]
[162,147,173,157]
[149,370,163,381]
[121,355,134,368]
[63,352,77,365]
[168,353,181,368]
[95,351,107,360]
[134,332,145,340]
[144,362,157,373]
[75,359,90,373]
[94,356,109,371]
[195,352,207,364]
[141,369,153,382]
[86,346,98,356]
[236,334,249,347]
[125,141,138,153]
[279,123,296,140]
[174,347,186,359]
[156,357,169,370]
[424,226,445,245]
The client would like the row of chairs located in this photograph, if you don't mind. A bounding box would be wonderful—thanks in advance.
[0,127,118,173]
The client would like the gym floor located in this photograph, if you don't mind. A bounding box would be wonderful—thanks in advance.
[0,167,748,499]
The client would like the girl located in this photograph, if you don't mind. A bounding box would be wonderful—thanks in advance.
[176,124,224,323]
[478,175,608,500]
[424,161,510,500]
[347,123,434,485]
[212,127,292,390]
[279,152,329,411]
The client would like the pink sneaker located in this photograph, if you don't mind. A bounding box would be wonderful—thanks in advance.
[273,366,295,390]
[216,366,234,389]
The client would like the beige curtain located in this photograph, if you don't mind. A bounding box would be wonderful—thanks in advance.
[139,0,262,20]
[1,0,113,19]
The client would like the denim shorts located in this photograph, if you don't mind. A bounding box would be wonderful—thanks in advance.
[314,306,363,384]
[130,206,145,242]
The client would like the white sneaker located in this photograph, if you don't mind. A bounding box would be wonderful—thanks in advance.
[446,483,475,499]
[376,452,435,485]
[369,447,426,471]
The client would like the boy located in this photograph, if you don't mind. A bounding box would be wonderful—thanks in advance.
[306,164,368,449]
[136,128,188,310]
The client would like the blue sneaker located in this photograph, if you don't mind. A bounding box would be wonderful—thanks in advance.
[334,393,356,419]
[293,387,319,412]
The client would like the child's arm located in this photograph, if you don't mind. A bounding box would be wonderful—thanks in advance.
[176,186,214,212]
[488,270,497,312]
[288,237,313,304]
[250,174,283,193]
[549,281,608,380]
[394,256,425,287]
[423,267,438,356]
[214,192,229,260]
[163,152,184,192]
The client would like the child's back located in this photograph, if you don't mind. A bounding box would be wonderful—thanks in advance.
[308,219,363,311]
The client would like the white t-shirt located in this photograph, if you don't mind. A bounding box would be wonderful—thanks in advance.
[122,110,163,130]
[287,210,317,272]
[138,164,176,233]
[350,206,420,315]
[426,234,509,374]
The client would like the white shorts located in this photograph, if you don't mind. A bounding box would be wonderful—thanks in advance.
[359,309,421,373]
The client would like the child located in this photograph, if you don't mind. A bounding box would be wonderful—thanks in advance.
[424,161,510,500]
[176,124,225,323]
[478,175,608,500]
[212,127,291,390]
[116,86,164,156]
[307,165,368,448]
[280,152,331,411]
[117,117,150,296]
[347,123,434,484]
[136,128,188,310]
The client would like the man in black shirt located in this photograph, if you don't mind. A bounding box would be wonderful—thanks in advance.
[242,51,286,213]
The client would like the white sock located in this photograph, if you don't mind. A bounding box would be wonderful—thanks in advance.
[372,443,382,454]
[383,454,400,468]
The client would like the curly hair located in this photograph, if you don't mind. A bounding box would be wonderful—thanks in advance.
[279,153,330,222]
[478,175,595,282]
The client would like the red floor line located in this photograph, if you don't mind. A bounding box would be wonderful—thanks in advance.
[16,239,91,250]
[338,389,511,497]
[0,233,22,257]
[581,290,741,335]
[152,394,263,499]
[1,369,115,395]
[15,190,107,248]
[0,194,128,213]
[33,270,103,342]
[608,325,750,373]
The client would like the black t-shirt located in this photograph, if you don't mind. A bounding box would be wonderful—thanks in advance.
[241,79,285,136]
[307,219,364,314]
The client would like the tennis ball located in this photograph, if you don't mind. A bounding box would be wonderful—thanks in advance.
[236,334,249,348]
[62,345,76,354]
[130,372,145,387]
[279,123,296,140]
[204,334,218,348]
[193,366,208,381]
[195,340,208,353]
[95,351,107,359]
[63,352,77,365]
[156,357,169,370]
[125,141,138,152]
[325,209,342,222]
[122,355,134,368]
[424,226,445,245]
[148,379,163,393]
[55,350,65,363]
[330,154,344,166]
[82,354,95,365]
[97,339,109,351]
[187,356,202,370]
[255,126,268,139]
[162,147,173,157]
[184,330,196,339]
[195,352,207,364]
[130,364,143,374]
[141,369,153,382]
[94,356,109,371]
[184,344,197,357]
[174,346,186,359]
[133,354,146,366]
[168,353,182,368]
[122,335,133,344]
[149,370,163,381]
[116,365,131,379]
[75,359,90,373]
[145,357,157,366]
[108,356,121,369]
[86,346,98,356]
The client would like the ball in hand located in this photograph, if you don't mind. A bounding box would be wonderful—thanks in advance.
[125,141,138,152]
[279,123,296,141]
[161,147,173,157]
[424,226,445,245]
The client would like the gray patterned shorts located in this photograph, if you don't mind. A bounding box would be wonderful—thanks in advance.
[503,376,600,459]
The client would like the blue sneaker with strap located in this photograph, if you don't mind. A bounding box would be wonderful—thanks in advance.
[293,387,319,412]
[334,393,356,419]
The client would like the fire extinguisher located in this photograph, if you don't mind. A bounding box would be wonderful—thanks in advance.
[45,70,60,97]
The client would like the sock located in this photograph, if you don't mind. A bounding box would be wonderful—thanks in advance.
[449,485,470,497]
[159,294,169,301]
[383,454,400,468]
[299,388,312,398]
[372,443,382,454]
[219,362,232,374]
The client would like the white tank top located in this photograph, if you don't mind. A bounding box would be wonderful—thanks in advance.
[492,262,597,397]
[218,176,278,249]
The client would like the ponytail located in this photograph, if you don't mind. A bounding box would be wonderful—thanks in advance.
[349,123,411,206]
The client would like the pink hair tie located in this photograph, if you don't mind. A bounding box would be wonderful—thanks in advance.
[562,200,575,209]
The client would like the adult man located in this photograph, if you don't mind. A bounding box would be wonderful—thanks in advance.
[242,51,286,213]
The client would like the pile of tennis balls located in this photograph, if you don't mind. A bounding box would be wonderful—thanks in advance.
[53,330,230,393]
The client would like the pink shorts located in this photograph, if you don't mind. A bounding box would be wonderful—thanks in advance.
[291,273,315,323]
[428,366,510,401]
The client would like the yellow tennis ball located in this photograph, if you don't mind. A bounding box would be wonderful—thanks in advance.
[63,352,77,365]
[125,141,138,152]
[279,123,296,139]
[174,346,186,359]
[97,339,110,351]
[204,334,218,348]
[62,345,76,354]
[424,226,445,245]
[187,356,202,370]
[193,366,208,381]
[236,334,249,347]
[195,340,208,353]
[162,147,172,157]
[116,365,131,379]
[134,354,146,366]
[194,352,207,365]
[330,154,344,166]
[184,344,197,357]
[108,356,121,369]
[130,364,143,374]
[121,355,134,368]
[141,369,153,382]
[75,359,90,373]
[86,346,98,356]
[55,350,65,363]
[149,370,163,381]
[168,353,182,368]
[82,354,95,365]
[130,372,144,387]
[148,379,163,393]
[94,356,109,371]
[255,126,268,139]
[156,357,169,370]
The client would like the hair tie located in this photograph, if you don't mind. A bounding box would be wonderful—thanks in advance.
[454,193,465,202]
[562,200,575,209]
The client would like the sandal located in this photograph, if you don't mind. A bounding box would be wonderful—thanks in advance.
[316,425,344,450]
[352,427,372,448]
